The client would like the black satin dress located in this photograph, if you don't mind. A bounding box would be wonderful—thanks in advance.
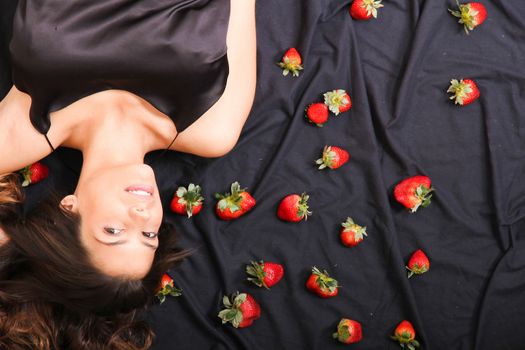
[9,0,230,136]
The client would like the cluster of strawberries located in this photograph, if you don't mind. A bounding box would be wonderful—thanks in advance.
[185,0,483,347]
[169,181,258,220]
[170,181,313,223]
[162,60,435,350]
[350,0,485,108]
[270,56,433,345]
[305,88,352,127]
[217,260,284,328]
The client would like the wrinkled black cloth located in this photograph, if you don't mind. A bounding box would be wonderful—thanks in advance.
[9,0,229,134]
[2,0,525,349]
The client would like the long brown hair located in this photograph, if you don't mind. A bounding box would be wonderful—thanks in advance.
[0,173,189,349]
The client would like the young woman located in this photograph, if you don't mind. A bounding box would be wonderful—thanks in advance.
[0,174,188,349]
[0,0,257,348]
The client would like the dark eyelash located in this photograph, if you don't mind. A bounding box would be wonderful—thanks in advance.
[104,227,123,235]
[142,232,158,239]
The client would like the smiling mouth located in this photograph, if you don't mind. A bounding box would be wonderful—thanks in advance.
[125,185,154,197]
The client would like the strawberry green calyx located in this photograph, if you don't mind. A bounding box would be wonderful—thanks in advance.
[447,79,473,105]
[412,184,433,213]
[391,320,420,349]
[218,292,247,328]
[341,217,368,240]
[391,333,420,350]
[218,292,260,328]
[297,193,312,221]
[333,324,350,342]
[406,263,428,279]
[20,166,32,187]
[316,146,336,169]
[323,89,350,115]
[406,250,430,278]
[215,182,245,213]
[358,0,384,19]
[391,331,420,349]
[278,48,303,77]
[448,1,486,34]
[218,292,261,328]
[316,146,348,170]
[176,183,203,218]
[279,57,303,77]
[312,266,339,294]
[155,283,182,304]
[332,318,362,344]
[246,261,268,289]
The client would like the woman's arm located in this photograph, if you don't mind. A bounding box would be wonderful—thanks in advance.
[0,86,55,174]
[170,0,257,157]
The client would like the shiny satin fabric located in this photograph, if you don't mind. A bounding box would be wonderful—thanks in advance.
[9,0,230,134]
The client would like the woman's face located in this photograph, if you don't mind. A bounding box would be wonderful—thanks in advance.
[61,164,162,278]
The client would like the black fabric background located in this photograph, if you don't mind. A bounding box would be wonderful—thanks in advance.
[2,1,525,349]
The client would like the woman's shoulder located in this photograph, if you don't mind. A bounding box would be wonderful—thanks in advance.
[0,87,55,174]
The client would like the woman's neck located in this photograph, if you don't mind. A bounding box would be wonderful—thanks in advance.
[82,127,146,173]
[48,90,177,187]
[73,113,158,187]
[55,90,176,154]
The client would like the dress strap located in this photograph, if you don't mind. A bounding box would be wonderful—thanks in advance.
[147,132,180,165]
[165,132,180,152]
[45,133,81,176]
[44,134,56,151]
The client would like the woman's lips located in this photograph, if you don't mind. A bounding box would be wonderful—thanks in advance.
[125,185,154,197]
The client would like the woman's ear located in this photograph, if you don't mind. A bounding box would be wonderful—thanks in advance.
[0,226,9,246]
[60,195,78,213]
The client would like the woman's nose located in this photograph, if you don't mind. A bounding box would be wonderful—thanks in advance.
[129,205,151,220]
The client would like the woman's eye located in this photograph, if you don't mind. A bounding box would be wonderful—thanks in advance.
[143,231,158,239]
[104,227,123,235]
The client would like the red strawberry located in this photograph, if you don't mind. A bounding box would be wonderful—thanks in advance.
[333,318,363,344]
[340,217,367,247]
[406,249,430,278]
[316,146,350,170]
[218,292,261,328]
[391,320,420,349]
[306,266,339,298]
[246,260,284,289]
[449,1,487,34]
[305,103,329,127]
[215,182,256,220]
[239,191,257,212]
[393,175,433,213]
[20,162,49,187]
[155,273,182,304]
[350,0,384,20]
[323,89,352,115]
[447,78,480,106]
[277,47,303,77]
[277,193,312,222]
[170,183,204,218]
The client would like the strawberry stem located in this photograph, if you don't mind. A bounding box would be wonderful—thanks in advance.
[246,261,268,289]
